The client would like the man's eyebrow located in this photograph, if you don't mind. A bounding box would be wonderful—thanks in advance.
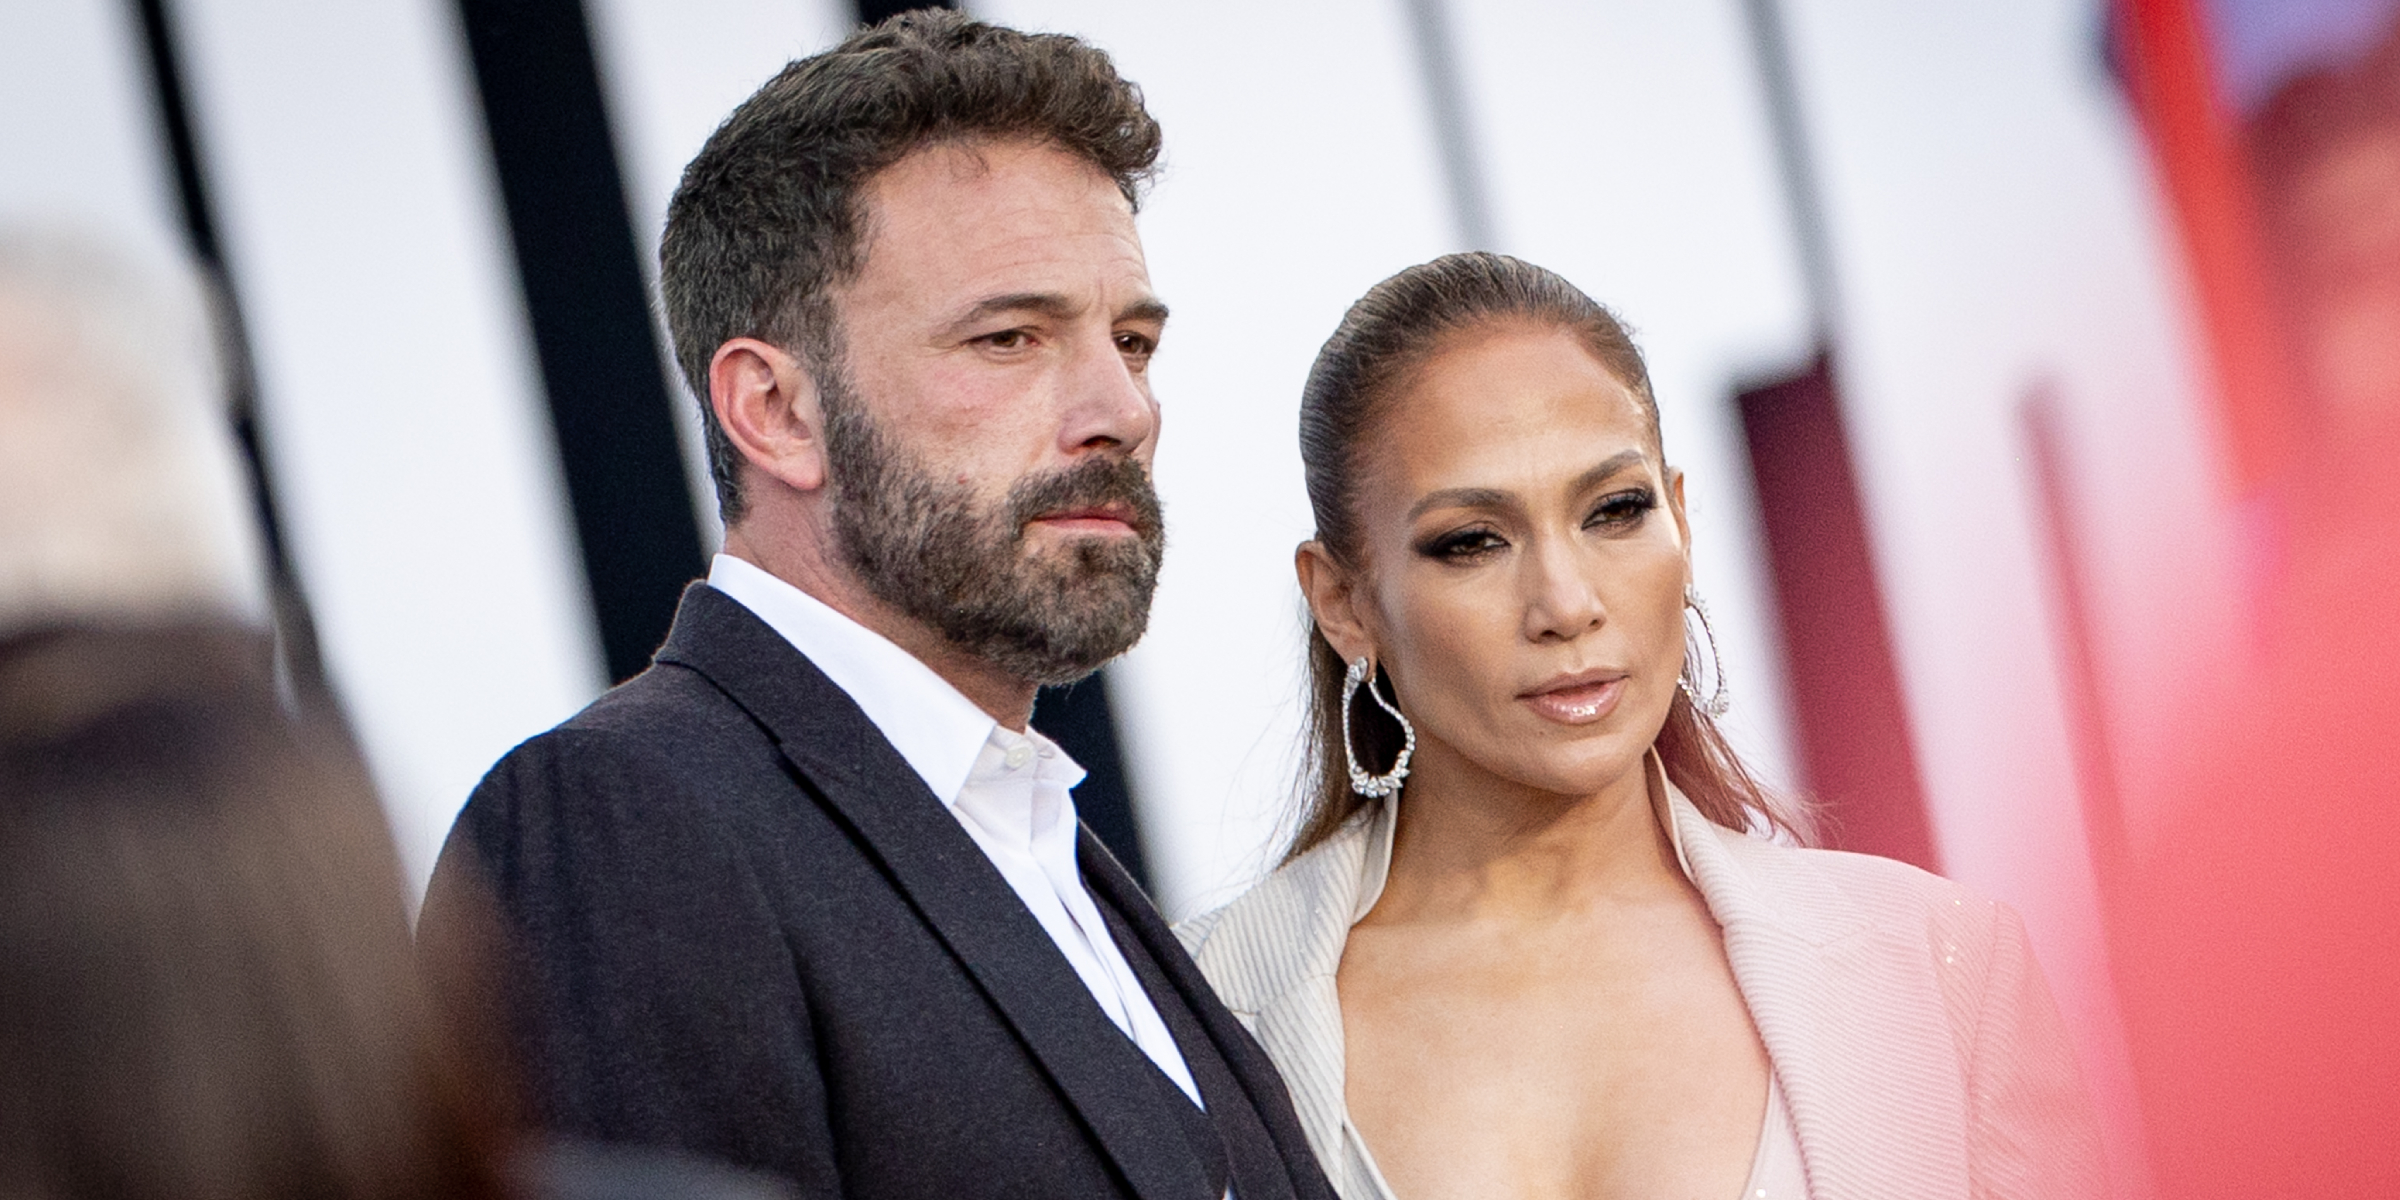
[940,292,1169,335]
[1404,449,1650,522]
[948,291,1080,329]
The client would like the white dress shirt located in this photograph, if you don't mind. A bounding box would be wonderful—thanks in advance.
[706,554,1204,1109]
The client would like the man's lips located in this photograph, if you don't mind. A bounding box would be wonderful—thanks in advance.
[1027,505,1141,535]
[1518,669,1630,726]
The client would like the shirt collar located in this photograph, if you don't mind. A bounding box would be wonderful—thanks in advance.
[706,553,994,805]
[970,722,1089,790]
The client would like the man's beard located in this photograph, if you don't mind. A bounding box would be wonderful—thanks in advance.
[820,365,1166,686]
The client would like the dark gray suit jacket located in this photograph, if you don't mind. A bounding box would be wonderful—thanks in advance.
[421,583,1332,1200]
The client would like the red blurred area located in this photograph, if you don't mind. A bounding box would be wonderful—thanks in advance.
[2106,2,2400,1194]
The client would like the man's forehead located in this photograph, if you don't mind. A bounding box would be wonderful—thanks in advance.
[844,139,1151,312]
[863,138,1135,238]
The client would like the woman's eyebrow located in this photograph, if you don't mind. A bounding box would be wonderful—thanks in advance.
[1565,449,1650,497]
[1406,486,1511,521]
[1403,449,1649,522]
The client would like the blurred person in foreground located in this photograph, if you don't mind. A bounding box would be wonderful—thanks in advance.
[1176,255,2106,1200]
[421,13,1332,1200]
[0,233,499,1198]
[0,627,791,1200]
[0,233,785,1200]
[0,231,267,635]
[0,624,513,1200]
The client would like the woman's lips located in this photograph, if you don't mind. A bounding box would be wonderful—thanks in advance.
[1519,673,1628,726]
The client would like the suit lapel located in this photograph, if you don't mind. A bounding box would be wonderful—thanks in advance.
[1081,832,1329,1200]
[653,585,1217,1200]
[1663,788,1969,1198]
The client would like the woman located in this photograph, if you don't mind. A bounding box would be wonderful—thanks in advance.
[1178,254,2103,1199]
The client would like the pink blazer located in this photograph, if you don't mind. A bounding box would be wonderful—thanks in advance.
[1176,781,2107,1199]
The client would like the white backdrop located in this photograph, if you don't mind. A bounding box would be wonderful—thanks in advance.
[3,12,2205,1186]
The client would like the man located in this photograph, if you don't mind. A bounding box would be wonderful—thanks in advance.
[421,14,1332,1200]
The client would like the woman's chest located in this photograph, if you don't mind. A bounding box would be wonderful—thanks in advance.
[1336,932,1771,1200]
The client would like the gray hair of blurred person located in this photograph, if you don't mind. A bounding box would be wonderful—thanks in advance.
[0,231,269,634]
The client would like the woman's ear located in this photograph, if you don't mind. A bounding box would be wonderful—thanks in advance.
[1666,466,1693,584]
[710,337,828,495]
[1296,540,1377,664]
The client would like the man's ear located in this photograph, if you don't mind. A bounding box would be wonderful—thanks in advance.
[1296,540,1378,665]
[710,337,828,494]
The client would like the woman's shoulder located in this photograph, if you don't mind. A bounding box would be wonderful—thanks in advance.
[1173,809,1379,1013]
[1696,821,2020,952]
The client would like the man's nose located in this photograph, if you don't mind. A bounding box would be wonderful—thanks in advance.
[1058,332,1158,453]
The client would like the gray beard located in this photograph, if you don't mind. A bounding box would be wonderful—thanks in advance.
[819,363,1166,686]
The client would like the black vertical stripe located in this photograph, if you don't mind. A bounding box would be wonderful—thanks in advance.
[129,0,335,708]
[130,0,222,265]
[1738,0,1842,341]
[1401,0,1499,252]
[455,0,706,684]
[855,0,955,28]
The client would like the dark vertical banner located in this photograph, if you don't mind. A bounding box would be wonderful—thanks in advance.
[1737,357,1936,869]
[1033,673,1150,888]
[130,0,334,706]
[856,0,952,26]
[456,0,706,684]
[1734,0,1935,866]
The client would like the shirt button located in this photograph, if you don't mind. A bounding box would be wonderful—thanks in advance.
[1004,744,1033,769]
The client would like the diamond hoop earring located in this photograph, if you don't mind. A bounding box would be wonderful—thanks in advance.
[1679,585,1732,718]
[1342,656,1417,799]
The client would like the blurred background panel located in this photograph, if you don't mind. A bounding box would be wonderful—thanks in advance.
[1770,1,2216,1185]
[164,0,606,893]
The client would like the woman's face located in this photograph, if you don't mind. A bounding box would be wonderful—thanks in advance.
[1309,322,1691,800]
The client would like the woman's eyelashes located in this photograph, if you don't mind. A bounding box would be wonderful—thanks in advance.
[1415,488,1658,561]
[1585,486,1657,531]
[1419,526,1508,561]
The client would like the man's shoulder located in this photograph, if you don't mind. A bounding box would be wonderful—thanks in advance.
[456,661,782,833]
[559,656,745,739]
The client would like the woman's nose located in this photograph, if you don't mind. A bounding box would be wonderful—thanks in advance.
[1521,539,1608,642]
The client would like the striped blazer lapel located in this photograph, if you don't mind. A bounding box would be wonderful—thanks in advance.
[1664,789,1972,1198]
[1179,803,1391,1197]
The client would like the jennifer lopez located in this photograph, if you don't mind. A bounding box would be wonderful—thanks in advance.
[1178,254,2104,1200]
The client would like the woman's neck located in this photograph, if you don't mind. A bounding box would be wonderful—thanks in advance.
[1370,738,1686,924]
